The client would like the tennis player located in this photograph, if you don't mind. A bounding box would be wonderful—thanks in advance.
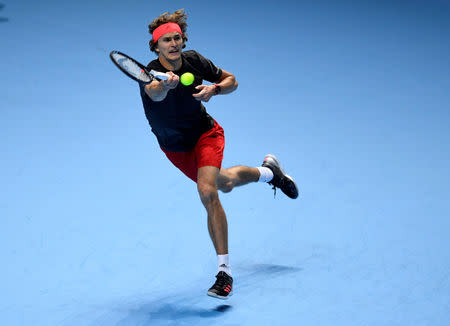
[140,9,299,299]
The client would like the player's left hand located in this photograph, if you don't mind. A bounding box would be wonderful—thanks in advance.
[192,84,216,102]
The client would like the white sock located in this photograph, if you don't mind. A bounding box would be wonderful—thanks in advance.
[257,166,274,183]
[218,254,232,276]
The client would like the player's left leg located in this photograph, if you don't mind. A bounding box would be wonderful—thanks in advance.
[216,166,260,193]
[217,156,299,199]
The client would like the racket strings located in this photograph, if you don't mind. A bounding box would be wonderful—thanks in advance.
[112,53,152,83]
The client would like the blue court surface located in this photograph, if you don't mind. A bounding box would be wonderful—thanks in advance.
[1,1,449,325]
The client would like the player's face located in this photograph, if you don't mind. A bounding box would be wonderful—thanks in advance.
[156,32,183,62]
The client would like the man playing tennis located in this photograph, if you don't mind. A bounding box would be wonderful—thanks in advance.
[140,9,298,299]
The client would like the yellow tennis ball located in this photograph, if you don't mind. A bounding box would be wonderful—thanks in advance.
[180,72,195,86]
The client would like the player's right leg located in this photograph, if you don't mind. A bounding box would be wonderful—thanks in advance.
[197,166,234,300]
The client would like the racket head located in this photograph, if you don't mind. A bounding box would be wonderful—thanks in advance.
[110,51,153,84]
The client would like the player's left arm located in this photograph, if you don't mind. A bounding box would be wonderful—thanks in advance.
[193,69,238,102]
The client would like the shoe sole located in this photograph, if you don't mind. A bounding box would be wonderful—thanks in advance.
[264,154,299,199]
[207,290,233,300]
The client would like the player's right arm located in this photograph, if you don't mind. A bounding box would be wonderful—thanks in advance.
[144,71,179,102]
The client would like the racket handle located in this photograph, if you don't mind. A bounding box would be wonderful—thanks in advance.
[150,70,169,80]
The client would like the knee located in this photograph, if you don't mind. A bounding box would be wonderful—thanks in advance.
[217,169,235,193]
[197,183,219,204]
[218,181,234,193]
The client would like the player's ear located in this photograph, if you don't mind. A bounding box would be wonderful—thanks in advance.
[149,39,160,53]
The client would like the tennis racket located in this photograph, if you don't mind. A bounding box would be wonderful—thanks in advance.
[109,50,169,83]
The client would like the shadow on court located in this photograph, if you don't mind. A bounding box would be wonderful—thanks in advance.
[238,263,302,276]
[113,264,299,326]
[0,3,8,23]
[114,302,232,326]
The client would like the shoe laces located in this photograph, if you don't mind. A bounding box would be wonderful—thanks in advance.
[269,177,287,198]
[270,183,277,198]
[214,273,230,288]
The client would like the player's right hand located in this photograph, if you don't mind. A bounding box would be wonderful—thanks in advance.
[163,71,179,89]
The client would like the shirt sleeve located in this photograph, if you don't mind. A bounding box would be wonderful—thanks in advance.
[193,51,223,83]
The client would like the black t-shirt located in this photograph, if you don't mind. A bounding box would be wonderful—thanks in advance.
[139,50,223,152]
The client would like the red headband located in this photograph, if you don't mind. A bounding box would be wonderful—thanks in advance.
[152,22,182,43]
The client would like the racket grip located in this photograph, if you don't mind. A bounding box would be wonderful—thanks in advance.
[150,70,169,80]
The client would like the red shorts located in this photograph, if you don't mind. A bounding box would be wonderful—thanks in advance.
[161,121,225,182]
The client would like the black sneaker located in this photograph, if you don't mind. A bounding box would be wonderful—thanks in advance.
[262,154,299,199]
[207,271,233,299]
